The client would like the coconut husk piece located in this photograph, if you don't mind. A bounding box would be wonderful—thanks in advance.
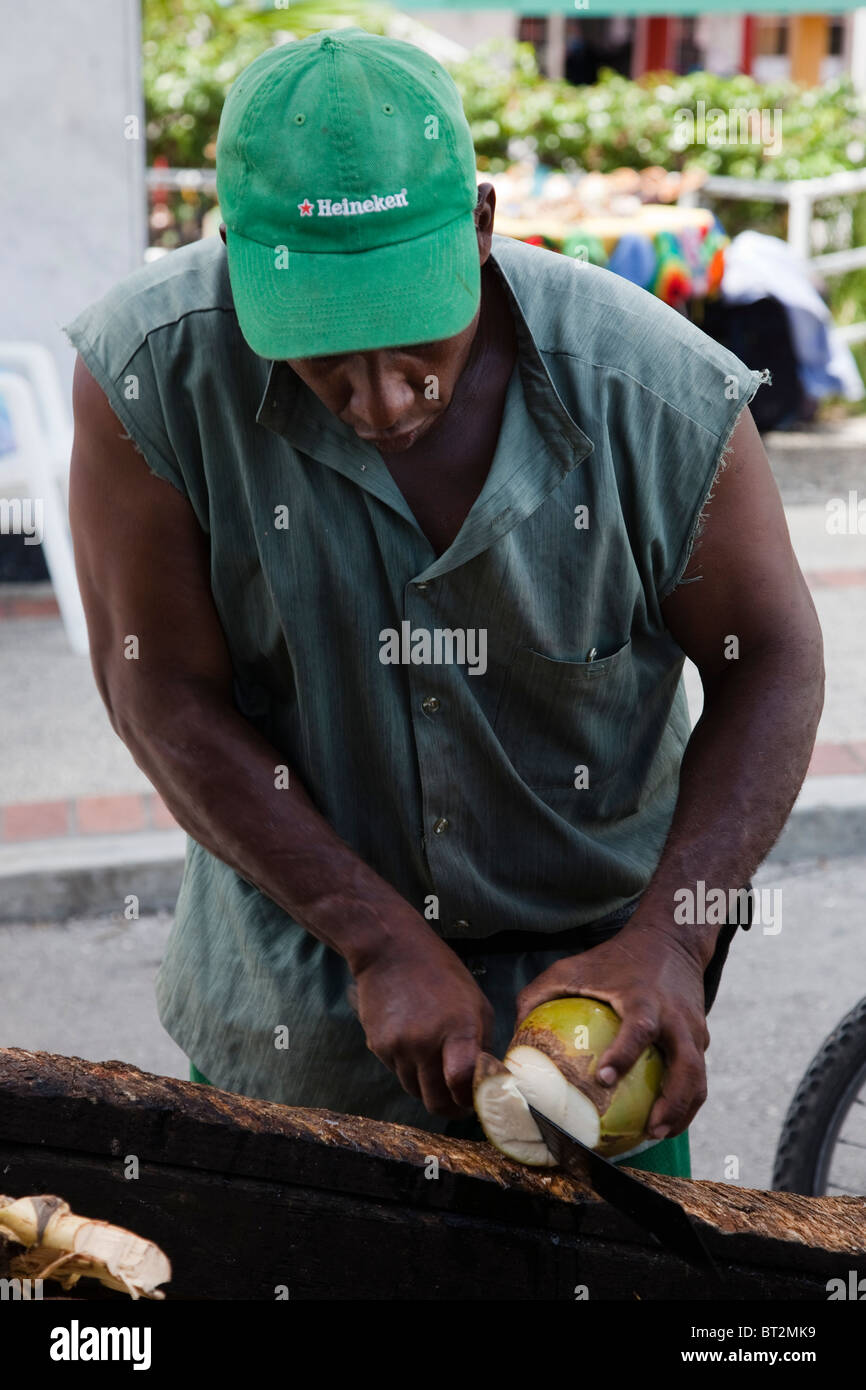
[0,1194,171,1299]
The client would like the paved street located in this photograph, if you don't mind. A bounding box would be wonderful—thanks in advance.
[2,850,864,1192]
[691,852,866,1190]
[0,909,188,1081]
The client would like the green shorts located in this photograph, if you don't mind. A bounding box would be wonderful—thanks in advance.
[188,1060,691,1176]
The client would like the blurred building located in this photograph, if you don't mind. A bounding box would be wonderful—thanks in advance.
[411,10,864,86]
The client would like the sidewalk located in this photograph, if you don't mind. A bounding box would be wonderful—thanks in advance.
[1,428,865,920]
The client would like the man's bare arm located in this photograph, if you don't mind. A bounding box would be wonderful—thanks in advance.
[68,355,415,971]
[635,405,824,960]
[68,356,492,1115]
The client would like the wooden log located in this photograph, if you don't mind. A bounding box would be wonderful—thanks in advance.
[0,1047,863,1300]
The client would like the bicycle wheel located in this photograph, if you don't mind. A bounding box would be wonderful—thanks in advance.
[772,997,866,1196]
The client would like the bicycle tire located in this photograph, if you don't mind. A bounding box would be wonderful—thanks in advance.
[772,996,866,1196]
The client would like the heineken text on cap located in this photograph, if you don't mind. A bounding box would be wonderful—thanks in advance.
[216,29,481,360]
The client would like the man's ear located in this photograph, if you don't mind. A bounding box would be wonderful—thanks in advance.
[219,222,227,245]
[474,183,496,267]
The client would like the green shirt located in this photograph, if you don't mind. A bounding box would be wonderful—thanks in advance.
[64,233,763,1121]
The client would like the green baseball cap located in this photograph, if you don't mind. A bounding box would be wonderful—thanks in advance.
[216,28,481,360]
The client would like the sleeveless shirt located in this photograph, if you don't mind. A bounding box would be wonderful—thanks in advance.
[64,232,764,1109]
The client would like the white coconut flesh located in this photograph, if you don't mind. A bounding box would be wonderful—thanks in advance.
[474,1068,555,1167]
[506,1045,602,1147]
[474,1046,602,1166]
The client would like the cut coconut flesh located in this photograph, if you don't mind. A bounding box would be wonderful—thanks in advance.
[504,1045,602,1149]
[473,1052,556,1166]
[473,1047,604,1166]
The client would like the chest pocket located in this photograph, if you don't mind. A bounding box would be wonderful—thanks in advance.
[492,639,638,813]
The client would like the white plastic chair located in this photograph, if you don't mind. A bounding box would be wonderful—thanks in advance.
[0,342,88,655]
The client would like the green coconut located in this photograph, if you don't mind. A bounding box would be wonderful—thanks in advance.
[474,997,664,1165]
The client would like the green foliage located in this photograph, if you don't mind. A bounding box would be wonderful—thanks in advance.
[449,39,866,182]
[143,13,866,186]
[449,40,866,366]
[143,0,392,166]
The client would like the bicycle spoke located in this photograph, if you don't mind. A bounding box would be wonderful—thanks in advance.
[836,1138,866,1149]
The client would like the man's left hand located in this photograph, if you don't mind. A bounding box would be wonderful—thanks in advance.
[515,923,712,1139]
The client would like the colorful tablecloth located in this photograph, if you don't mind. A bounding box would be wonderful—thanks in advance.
[495,205,728,309]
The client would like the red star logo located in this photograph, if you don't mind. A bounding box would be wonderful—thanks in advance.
[298,199,314,216]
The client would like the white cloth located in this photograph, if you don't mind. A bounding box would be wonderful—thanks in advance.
[722,230,864,401]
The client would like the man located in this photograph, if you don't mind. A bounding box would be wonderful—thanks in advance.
[65,29,823,1179]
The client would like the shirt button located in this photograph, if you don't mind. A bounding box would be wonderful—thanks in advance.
[454,919,471,930]
[421,696,440,714]
[432,817,449,835]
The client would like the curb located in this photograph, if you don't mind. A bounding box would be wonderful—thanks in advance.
[0,830,185,922]
[764,421,866,506]
[768,797,866,864]
[1,786,864,923]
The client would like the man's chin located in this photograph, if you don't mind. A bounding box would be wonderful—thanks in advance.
[359,416,438,454]
[374,433,419,454]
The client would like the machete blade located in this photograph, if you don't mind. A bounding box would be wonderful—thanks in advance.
[527,1103,722,1279]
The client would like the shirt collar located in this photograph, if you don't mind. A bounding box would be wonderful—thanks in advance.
[255,237,594,575]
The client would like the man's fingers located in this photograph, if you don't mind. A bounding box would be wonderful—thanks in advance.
[596,1006,659,1087]
[392,1057,422,1102]
[479,999,496,1053]
[647,1041,708,1137]
[514,984,544,1028]
[398,1033,483,1117]
[441,1034,481,1112]
[416,1056,469,1118]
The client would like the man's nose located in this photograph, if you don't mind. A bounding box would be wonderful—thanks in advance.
[345,368,415,431]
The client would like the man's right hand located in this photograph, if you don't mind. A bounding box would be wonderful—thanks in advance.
[352,933,494,1117]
